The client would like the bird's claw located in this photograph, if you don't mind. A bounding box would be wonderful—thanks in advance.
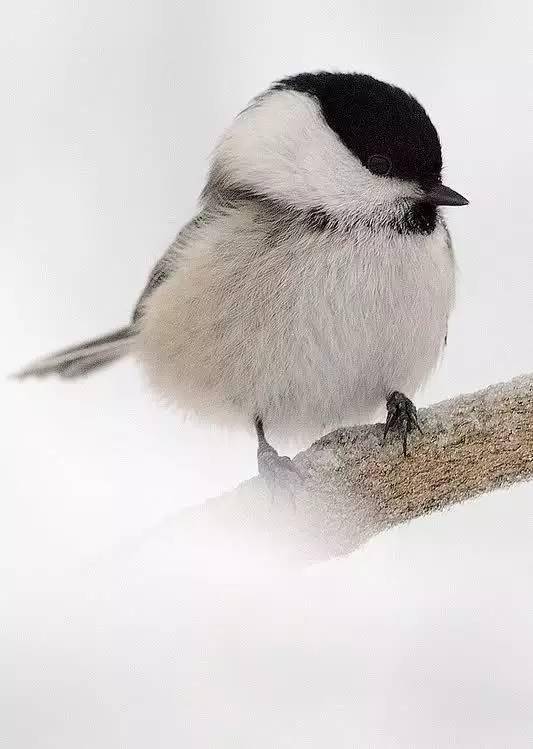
[383,391,423,457]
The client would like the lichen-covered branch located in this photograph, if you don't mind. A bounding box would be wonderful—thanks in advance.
[158,375,533,567]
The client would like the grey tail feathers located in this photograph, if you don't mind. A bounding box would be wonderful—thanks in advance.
[13,326,135,380]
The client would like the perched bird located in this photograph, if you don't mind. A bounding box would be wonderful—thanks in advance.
[16,71,468,491]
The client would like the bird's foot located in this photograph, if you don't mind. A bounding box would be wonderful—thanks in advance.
[257,444,304,507]
[383,391,423,457]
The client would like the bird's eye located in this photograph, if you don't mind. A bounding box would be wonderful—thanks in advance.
[367,154,392,176]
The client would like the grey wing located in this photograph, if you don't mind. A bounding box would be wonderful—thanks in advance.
[132,247,179,323]
[132,210,210,323]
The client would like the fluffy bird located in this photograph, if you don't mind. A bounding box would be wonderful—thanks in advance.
[17,72,468,490]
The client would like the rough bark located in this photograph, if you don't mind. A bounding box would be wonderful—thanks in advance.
[151,375,533,568]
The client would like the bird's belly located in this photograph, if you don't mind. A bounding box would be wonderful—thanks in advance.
[137,227,454,442]
[261,289,447,439]
[256,236,453,438]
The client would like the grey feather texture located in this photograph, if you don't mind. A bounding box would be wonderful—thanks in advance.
[17,82,457,448]
[137,89,455,443]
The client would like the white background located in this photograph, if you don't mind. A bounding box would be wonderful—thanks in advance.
[2,1,532,746]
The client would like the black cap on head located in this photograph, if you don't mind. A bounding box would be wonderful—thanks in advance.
[274,71,443,187]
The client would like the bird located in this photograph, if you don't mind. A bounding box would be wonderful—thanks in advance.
[15,71,469,494]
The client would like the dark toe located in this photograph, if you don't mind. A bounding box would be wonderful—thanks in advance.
[383,392,422,457]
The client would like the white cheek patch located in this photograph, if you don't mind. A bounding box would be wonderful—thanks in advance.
[212,90,419,216]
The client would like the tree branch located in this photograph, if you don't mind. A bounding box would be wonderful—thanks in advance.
[149,375,533,568]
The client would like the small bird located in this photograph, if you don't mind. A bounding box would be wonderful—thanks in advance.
[16,71,468,492]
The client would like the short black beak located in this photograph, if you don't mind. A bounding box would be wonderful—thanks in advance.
[425,183,469,207]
